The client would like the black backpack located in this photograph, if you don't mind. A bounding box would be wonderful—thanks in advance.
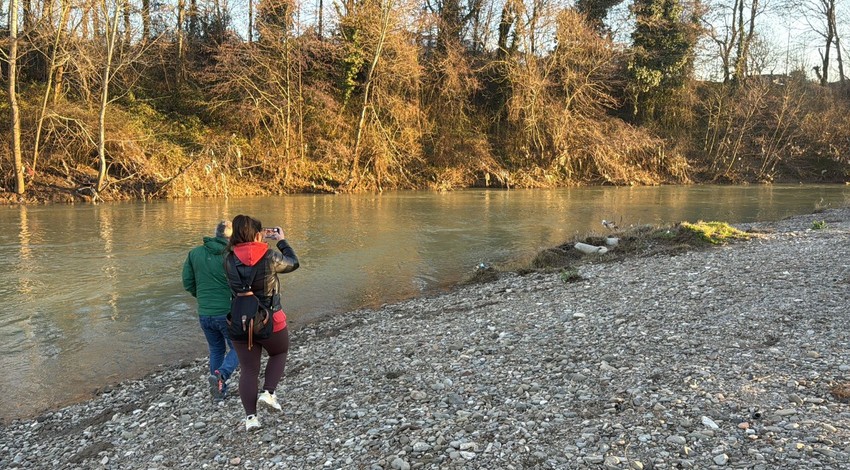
[226,255,274,350]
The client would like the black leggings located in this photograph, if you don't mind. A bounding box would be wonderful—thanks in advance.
[232,327,289,415]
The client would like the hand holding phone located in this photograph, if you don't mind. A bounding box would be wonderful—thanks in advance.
[263,227,283,240]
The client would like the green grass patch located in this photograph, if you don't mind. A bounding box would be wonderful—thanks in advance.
[811,220,827,230]
[559,268,583,283]
[678,221,750,245]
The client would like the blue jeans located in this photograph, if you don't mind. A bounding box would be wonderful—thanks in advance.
[199,314,239,381]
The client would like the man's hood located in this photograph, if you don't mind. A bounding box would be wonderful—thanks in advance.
[202,236,228,255]
[233,242,269,267]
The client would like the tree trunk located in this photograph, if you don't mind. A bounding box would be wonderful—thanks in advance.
[123,0,132,44]
[248,0,253,43]
[737,0,759,80]
[498,3,514,55]
[53,1,71,104]
[9,0,25,194]
[82,3,90,39]
[318,0,323,39]
[285,36,292,159]
[97,1,121,193]
[189,0,198,38]
[92,2,101,37]
[821,0,834,85]
[177,0,185,83]
[33,0,72,173]
[1,2,6,80]
[22,0,32,30]
[829,2,845,84]
[141,0,151,41]
[734,0,744,78]
[347,0,393,189]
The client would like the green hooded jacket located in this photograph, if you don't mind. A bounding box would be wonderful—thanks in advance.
[182,236,231,316]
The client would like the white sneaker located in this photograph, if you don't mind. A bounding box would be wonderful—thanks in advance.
[245,414,260,431]
[258,390,282,412]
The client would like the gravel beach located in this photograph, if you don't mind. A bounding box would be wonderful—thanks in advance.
[3,208,850,469]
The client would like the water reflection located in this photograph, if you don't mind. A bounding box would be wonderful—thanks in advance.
[0,185,848,422]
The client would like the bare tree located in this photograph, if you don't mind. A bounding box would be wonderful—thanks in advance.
[801,0,844,85]
[33,0,72,173]
[732,0,760,81]
[346,0,394,189]
[6,0,25,194]
[96,0,122,192]
[249,0,254,43]
[703,0,765,83]
[94,0,154,193]
[177,0,185,82]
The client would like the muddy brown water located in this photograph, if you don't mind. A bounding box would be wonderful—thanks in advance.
[1,185,848,422]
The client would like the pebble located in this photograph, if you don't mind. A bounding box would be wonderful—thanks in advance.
[2,209,850,469]
[714,453,729,465]
[391,457,410,470]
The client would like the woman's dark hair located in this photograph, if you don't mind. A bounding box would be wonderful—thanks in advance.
[228,214,262,249]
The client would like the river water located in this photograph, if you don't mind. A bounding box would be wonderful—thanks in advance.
[1,185,848,422]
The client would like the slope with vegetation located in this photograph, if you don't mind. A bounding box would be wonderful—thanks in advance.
[1,0,849,203]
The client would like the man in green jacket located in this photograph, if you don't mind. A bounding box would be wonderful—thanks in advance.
[183,220,238,401]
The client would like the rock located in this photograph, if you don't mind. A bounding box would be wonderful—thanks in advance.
[666,436,687,445]
[701,416,719,430]
[391,457,410,470]
[713,454,729,465]
[412,442,431,452]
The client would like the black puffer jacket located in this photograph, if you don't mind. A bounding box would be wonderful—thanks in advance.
[224,240,299,313]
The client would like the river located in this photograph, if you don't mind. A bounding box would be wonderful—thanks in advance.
[1,185,848,422]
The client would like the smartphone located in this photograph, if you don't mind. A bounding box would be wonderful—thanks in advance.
[263,227,280,238]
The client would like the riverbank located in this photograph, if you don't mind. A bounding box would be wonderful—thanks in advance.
[3,208,850,469]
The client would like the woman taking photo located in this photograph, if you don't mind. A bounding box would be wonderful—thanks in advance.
[225,214,299,431]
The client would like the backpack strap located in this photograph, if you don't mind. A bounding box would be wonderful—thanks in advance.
[228,255,261,294]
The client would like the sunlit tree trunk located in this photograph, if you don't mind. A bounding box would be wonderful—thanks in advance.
[92,1,102,37]
[81,2,90,39]
[177,0,185,83]
[33,0,72,173]
[248,0,254,43]
[8,0,25,194]
[347,0,393,189]
[96,0,121,193]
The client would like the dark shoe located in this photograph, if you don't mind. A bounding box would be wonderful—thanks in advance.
[208,370,224,401]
